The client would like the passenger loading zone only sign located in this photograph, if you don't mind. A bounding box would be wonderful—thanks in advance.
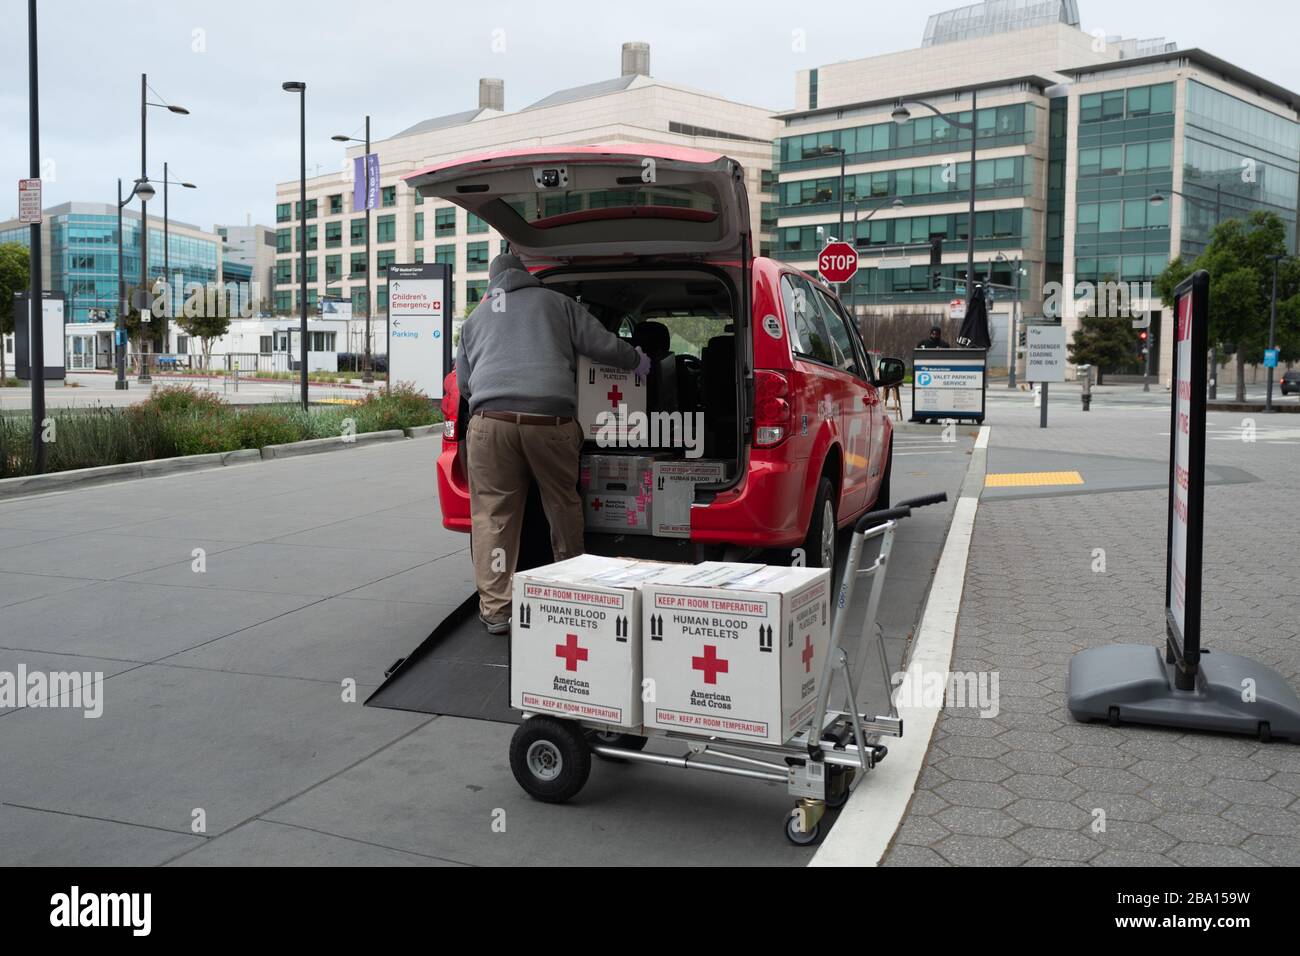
[645,581,828,743]
[514,582,632,725]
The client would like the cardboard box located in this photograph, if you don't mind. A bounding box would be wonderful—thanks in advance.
[577,356,645,441]
[651,460,729,538]
[580,453,666,537]
[511,555,673,729]
[642,563,832,745]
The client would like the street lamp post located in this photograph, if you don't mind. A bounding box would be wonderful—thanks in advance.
[332,117,375,382]
[26,0,45,473]
[138,74,189,380]
[848,196,904,317]
[161,162,197,326]
[1266,253,1285,413]
[116,176,156,391]
[895,90,978,307]
[1150,185,1227,396]
[283,81,309,409]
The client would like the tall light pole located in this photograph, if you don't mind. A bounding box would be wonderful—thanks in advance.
[894,90,979,307]
[160,163,197,327]
[138,74,189,379]
[26,0,44,473]
[283,81,309,409]
[1151,185,1226,396]
[333,117,375,382]
[1266,253,1285,413]
[116,176,155,390]
[848,196,903,317]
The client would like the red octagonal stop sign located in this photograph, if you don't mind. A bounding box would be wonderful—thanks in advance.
[818,241,858,284]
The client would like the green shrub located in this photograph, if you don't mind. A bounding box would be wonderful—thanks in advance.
[139,384,227,417]
[231,408,309,448]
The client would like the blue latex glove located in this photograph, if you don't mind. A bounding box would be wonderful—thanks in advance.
[634,347,653,379]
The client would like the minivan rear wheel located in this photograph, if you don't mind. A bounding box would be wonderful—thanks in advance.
[804,477,837,569]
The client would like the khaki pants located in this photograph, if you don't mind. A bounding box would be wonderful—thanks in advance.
[467,414,586,622]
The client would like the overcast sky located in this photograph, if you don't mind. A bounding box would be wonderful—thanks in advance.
[1,0,1296,229]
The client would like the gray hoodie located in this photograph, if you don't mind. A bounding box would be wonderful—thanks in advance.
[455,258,639,416]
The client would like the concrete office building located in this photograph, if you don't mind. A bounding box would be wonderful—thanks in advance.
[272,42,781,340]
[777,0,1300,383]
[215,222,277,316]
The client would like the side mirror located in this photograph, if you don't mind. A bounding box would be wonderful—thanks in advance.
[877,357,905,388]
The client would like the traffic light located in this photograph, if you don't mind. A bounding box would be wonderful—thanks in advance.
[931,270,943,290]
[1018,329,1027,347]
[930,237,943,267]
[1137,330,1149,356]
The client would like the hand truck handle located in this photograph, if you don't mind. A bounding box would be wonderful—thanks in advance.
[896,492,949,510]
[854,506,912,534]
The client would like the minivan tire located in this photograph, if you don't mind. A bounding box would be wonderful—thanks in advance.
[804,476,838,569]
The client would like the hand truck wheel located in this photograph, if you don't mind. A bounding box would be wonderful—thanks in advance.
[509,717,592,803]
[825,765,855,810]
[784,811,823,847]
[585,728,649,762]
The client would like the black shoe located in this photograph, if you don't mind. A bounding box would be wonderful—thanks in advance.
[480,614,510,635]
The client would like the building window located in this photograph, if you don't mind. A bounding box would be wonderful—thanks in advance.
[376,215,396,244]
[351,288,369,315]
[276,203,291,223]
[295,257,318,283]
[276,260,292,285]
[377,250,395,277]
[414,212,424,241]
[275,290,291,312]
[466,279,488,305]
[467,213,488,234]
[381,186,396,207]
[435,208,456,236]
[259,335,273,354]
[350,252,367,277]
[276,229,291,253]
[377,285,388,314]
[414,190,424,206]
[435,244,455,267]
[351,218,367,245]
[467,241,489,272]
[329,194,343,215]
[415,247,424,263]
[325,255,341,282]
[295,199,318,219]
[296,224,317,252]
[325,221,342,248]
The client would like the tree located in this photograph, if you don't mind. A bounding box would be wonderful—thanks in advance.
[0,242,31,382]
[175,287,233,368]
[1155,212,1300,401]
[1067,315,1134,385]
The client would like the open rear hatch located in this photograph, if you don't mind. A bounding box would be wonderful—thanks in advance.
[404,145,750,266]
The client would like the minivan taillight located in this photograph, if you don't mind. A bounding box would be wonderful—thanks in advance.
[441,373,458,442]
[754,370,791,448]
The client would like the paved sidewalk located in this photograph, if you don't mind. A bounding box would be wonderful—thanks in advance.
[883,399,1300,866]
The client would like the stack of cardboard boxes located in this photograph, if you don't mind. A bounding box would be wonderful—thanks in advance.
[512,557,832,746]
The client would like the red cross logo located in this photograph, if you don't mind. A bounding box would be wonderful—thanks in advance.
[802,634,815,673]
[555,633,589,672]
[607,385,623,409]
[591,498,602,511]
[692,645,729,684]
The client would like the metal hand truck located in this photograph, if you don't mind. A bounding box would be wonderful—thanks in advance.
[507,492,949,846]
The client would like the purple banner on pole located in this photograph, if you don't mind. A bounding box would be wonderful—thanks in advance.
[353,153,380,210]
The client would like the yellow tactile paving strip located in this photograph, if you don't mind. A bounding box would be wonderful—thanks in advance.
[985,470,1084,488]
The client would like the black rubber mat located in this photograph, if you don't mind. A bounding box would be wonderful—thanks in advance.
[364,591,519,723]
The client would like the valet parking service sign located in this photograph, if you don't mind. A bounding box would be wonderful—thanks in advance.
[388,262,453,400]
[912,350,986,419]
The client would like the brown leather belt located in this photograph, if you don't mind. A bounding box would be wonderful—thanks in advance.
[474,410,574,426]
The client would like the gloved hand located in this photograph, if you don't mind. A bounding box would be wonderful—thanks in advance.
[633,347,653,380]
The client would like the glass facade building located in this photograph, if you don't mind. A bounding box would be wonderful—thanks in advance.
[0,204,222,324]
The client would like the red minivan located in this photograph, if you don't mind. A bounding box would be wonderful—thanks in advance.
[407,145,904,569]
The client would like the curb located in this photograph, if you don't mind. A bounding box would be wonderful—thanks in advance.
[260,429,406,459]
[0,429,436,500]
[810,423,988,867]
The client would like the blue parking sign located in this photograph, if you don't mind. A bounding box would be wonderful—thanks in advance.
[1264,348,1279,369]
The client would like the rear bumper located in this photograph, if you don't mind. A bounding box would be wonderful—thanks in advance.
[437,441,473,532]
[436,443,809,548]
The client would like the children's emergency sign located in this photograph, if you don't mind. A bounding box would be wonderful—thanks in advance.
[387,262,452,400]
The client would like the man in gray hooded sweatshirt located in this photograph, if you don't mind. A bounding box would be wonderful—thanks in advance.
[457,252,651,633]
